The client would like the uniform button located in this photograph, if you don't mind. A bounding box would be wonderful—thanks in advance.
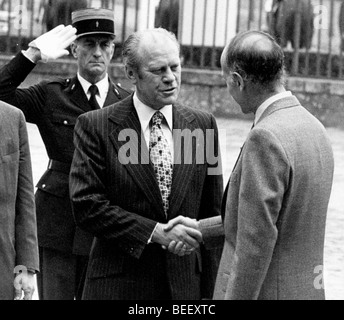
[63,120,68,125]
[42,184,46,189]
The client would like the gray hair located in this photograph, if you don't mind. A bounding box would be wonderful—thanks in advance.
[122,28,180,72]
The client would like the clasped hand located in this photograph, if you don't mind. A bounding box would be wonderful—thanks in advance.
[13,271,36,300]
[156,216,202,257]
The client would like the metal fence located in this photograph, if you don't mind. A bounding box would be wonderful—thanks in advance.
[1,0,344,79]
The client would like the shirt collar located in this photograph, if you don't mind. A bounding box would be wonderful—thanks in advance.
[255,91,292,125]
[77,73,109,99]
[133,92,173,133]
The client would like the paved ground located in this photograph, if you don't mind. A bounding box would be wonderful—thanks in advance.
[27,117,344,300]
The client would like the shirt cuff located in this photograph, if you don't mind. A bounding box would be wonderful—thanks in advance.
[21,50,36,63]
[147,223,159,244]
[27,269,38,275]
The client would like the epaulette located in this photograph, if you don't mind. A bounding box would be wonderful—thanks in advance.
[47,77,72,87]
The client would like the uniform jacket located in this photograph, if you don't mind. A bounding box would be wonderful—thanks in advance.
[69,95,224,299]
[213,96,334,300]
[0,102,39,299]
[0,52,131,255]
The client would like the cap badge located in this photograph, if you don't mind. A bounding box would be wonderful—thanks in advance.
[96,21,99,28]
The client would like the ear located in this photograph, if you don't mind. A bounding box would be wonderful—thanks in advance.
[70,42,78,59]
[125,66,137,84]
[232,72,245,91]
[110,42,115,59]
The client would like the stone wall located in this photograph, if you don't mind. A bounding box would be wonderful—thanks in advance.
[180,70,344,129]
[1,55,343,128]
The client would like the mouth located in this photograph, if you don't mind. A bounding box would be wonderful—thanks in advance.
[162,88,176,94]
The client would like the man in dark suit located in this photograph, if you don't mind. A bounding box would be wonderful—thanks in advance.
[0,8,130,300]
[0,102,39,300]
[212,30,334,300]
[69,28,223,300]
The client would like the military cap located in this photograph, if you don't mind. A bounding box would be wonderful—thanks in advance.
[72,8,115,39]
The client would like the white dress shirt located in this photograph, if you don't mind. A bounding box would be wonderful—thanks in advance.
[77,73,110,108]
[133,92,174,160]
[254,91,292,125]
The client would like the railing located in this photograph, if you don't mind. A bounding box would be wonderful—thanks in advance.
[0,0,343,79]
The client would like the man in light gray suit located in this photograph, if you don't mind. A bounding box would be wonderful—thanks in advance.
[215,30,334,300]
[167,30,334,300]
[0,101,39,300]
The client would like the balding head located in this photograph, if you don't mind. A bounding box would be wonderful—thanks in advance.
[221,30,285,89]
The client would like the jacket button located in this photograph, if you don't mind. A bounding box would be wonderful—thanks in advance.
[42,184,46,189]
[63,120,68,125]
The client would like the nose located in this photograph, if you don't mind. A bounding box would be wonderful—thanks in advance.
[162,68,175,83]
[93,44,102,57]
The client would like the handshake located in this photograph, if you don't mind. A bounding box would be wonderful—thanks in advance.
[152,216,203,257]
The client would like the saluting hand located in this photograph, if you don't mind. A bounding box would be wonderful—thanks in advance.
[27,25,77,63]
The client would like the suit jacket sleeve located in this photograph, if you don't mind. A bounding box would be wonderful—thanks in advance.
[0,52,46,123]
[69,114,158,260]
[199,215,224,248]
[225,128,289,300]
[15,111,39,273]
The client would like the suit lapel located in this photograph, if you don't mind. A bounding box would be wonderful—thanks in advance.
[221,182,229,219]
[221,142,245,219]
[108,96,165,217]
[169,105,197,217]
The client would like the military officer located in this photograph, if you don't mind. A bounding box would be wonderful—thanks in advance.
[0,8,131,300]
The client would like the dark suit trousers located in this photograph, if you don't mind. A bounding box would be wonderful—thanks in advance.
[37,246,88,300]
